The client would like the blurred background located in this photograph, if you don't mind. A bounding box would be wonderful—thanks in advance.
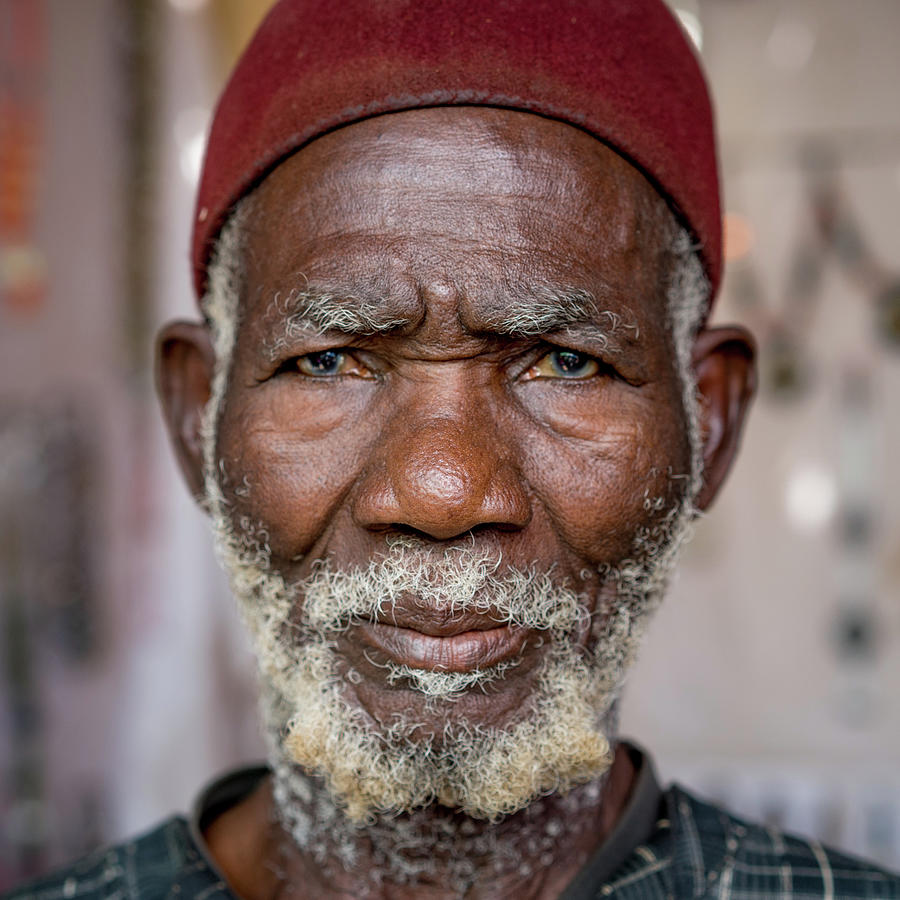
[1,0,899,889]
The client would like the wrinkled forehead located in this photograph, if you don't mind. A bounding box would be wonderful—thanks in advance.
[235,108,678,333]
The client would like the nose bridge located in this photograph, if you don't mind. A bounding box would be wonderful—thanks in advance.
[398,412,488,507]
[353,379,530,539]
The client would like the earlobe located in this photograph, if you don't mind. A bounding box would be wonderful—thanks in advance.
[691,325,757,511]
[155,320,217,503]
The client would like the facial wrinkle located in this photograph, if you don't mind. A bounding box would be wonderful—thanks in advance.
[197,204,709,895]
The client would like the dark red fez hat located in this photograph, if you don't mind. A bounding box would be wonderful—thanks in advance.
[193,0,721,303]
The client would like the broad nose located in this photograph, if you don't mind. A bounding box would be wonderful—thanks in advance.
[352,412,532,541]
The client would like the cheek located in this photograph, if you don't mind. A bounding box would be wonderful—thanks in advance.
[215,385,372,559]
[519,393,690,562]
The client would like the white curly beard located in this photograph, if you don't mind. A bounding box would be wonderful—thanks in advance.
[196,206,706,879]
[204,457,695,828]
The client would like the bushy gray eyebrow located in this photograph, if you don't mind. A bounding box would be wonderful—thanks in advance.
[261,282,638,359]
[269,287,412,335]
[481,285,638,349]
[261,287,412,359]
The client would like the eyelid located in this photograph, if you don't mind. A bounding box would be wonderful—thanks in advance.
[539,340,649,387]
[272,347,376,379]
[515,346,599,382]
[298,349,346,376]
[549,340,605,360]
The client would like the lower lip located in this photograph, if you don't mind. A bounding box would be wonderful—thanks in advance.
[357,622,530,672]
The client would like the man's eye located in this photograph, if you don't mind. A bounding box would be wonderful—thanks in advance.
[294,350,371,378]
[524,349,600,380]
[298,350,345,375]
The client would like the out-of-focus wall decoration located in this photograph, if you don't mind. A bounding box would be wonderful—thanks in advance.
[0,0,47,317]
[0,0,172,889]
[119,0,158,386]
[727,148,900,402]
[0,408,102,887]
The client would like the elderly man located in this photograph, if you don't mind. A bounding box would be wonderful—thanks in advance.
[10,0,900,898]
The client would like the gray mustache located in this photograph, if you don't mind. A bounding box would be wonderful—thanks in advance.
[296,544,588,635]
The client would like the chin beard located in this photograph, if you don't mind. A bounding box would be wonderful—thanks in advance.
[276,634,614,823]
[204,458,694,831]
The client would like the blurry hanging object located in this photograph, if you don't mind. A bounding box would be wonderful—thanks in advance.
[830,366,882,728]
[875,281,900,348]
[119,0,158,388]
[805,143,900,352]
[725,233,817,403]
[764,230,823,402]
[0,0,48,318]
[208,0,271,72]
[758,147,832,402]
[726,141,900,402]
[0,404,100,887]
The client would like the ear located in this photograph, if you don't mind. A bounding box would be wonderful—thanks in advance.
[155,320,217,503]
[691,325,757,511]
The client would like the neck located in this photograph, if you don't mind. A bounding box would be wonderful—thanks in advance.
[204,743,636,900]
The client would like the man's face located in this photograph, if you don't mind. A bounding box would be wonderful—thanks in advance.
[203,107,699,819]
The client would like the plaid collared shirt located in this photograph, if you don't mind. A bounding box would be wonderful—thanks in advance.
[6,785,900,899]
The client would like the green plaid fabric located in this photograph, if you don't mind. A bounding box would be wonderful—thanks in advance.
[6,785,900,899]
[598,786,900,899]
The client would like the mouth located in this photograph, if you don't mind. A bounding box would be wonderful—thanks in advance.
[357,618,531,673]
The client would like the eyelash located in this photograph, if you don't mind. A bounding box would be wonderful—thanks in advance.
[524,347,603,380]
[273,349,372,379]
[273,344,612,382]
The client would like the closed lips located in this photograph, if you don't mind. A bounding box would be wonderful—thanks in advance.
[357,621,530,672]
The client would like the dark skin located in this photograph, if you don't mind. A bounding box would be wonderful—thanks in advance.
[157,107,756,898]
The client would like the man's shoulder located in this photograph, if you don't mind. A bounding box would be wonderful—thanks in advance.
[667,784,900,898]
[3,815,231,900]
